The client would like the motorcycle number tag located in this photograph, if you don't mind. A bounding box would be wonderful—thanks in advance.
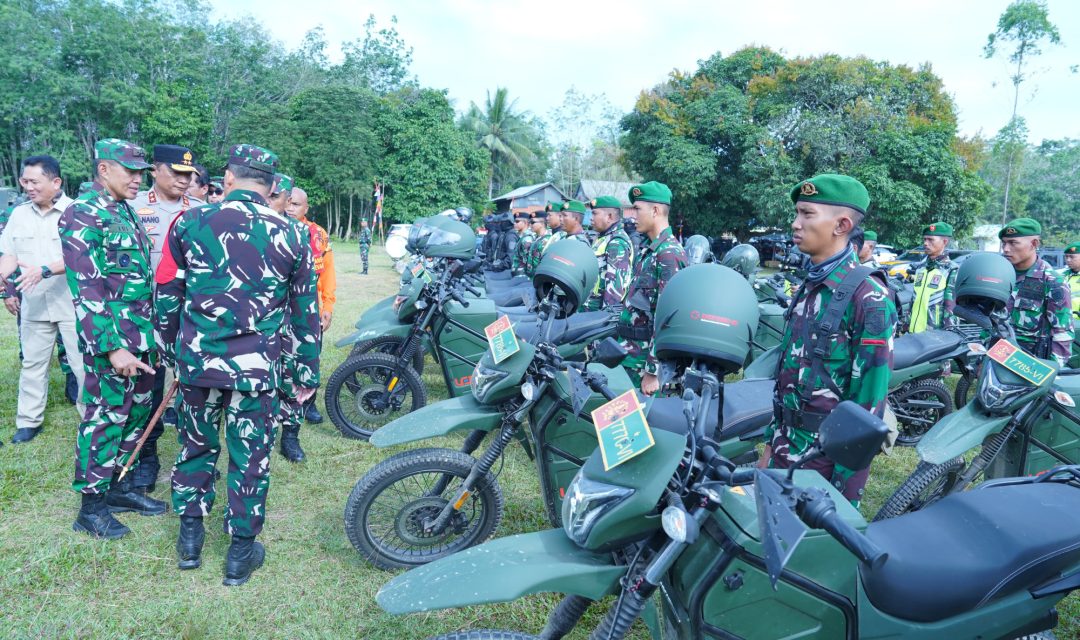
[484,315,520,364]
[410,262,432,283]
[591,390,654,471]
[986,339,1055,386]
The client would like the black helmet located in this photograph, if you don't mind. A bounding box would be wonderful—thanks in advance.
[533,239,599,317]
[653,264,759,373]
[454,206,474,224]
[422,217,476,259]
[954,252,1016,312]
[721,244,760,279]
[684,235,714,265]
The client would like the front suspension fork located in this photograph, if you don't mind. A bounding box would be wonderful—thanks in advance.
[426,429,488,497]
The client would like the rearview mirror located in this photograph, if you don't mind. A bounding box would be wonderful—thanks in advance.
[591,337,628,368]
[818,401,889,472]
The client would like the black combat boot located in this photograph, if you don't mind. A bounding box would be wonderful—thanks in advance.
[176,516,205,570]
[106,472,167,516]
[73,492,130,539]
[223,535,265,587]
[280,425,306,463]
[303,394,323,424]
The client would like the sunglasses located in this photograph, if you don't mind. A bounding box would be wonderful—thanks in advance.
[208,187,223,196]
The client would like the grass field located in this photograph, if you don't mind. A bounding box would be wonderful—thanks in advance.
[0,242,1076,639]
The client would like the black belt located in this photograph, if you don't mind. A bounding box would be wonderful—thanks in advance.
[778,405,828,433]
[616,323,652,341]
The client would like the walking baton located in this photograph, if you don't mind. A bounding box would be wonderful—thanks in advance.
[117,379,179,482]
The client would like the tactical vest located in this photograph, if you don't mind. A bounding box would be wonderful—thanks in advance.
[908,259,951,333]
[1066,271,1080,320]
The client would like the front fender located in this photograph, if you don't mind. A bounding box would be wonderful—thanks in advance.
[369,395,502,447]
[916,402,1011,465]
[376,528,624,615]
[337,301,410,348]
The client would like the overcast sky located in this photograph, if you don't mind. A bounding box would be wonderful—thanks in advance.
[210,0,1079,144]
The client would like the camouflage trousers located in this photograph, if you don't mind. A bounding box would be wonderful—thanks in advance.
[768,429,870,504]
[72,352,155,494]
[360,244,370,272]
[618,337,649,386]
[171,385,278,537]
[278,391,303,438]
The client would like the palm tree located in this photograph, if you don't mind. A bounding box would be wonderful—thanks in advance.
[461,87,536,198]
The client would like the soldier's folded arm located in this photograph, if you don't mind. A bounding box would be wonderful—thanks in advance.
[60,203,126,356]
[289,231,321,389]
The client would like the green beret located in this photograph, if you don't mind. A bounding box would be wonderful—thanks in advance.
[863,230,878,242]
[922,221,953,237]
[546,201,563,213]
[999,218,1042,239]
[590,195,622,210]
[790,174,869,215]
[629,181,672,205]
[563,200,587,214]
[1066,242,1080,255]
[94,138,152,170]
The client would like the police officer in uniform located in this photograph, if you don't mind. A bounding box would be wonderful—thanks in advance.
[584,195,633,312]
[616,181,688,394]
[1064,243,1080,321]
[999,219,1073,366]
[758,174,897,506]
[908,222,958,333]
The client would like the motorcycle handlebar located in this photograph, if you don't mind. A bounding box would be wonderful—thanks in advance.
[798,489,887,569]
[465,283,482,297]
[450,290,469,307]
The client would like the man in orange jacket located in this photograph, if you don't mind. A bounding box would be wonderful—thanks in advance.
[286,187,336,438]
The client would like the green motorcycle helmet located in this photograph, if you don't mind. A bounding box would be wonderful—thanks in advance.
[422,217,476,260]
[953,252,1016,312]
[721,244,760,279]
[653,264,759,373]
[533,239,599,318]
[684,235,714,265]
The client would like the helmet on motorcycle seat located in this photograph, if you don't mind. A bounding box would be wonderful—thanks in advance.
[533,239,599,318]
[721,244,760,279]
[953,252,1016,313]
[684,235,714,265]
[406,217,433,254]
[653,264,759,373]
[454,206,474,224]
[422,217,476,260]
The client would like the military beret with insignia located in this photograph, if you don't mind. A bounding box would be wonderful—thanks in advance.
[922,221,953,237]
[628,181,672,205]
[1065,242,1080,255]
[227,144,278,175]
[153,144,199,174]
[272,173,293,194]
[790,174,870,215]
[95,138,152,170]
[562,200,587,214]
[863,230,878,242]
[998,218,1042,239]
[590,195,622,210]
[546,201,562,213]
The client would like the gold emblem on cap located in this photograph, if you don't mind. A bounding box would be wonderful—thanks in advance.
[800,182,818,196]
[1007,227,1017,234]
[182,151,193,164]
[632,187,642,197]
[590,199,596,207]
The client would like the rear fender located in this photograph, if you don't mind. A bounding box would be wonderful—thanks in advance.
[369,395,503,447]
[376,529,624,615]
[916,402,1011,465]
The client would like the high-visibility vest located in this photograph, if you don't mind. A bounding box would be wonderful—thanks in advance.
[909,259,953,333]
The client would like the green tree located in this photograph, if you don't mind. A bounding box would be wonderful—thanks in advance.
[461,87,539,198]
[983,0,1062,221]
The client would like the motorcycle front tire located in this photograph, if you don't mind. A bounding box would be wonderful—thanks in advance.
[872,457,965,521]
[326,352,427,440]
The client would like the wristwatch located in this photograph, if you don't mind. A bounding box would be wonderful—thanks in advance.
[41,266,52,279]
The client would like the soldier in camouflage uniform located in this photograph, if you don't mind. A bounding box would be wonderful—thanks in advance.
[559,200,592,244]
[999,218,1073,366]
[525,211,554,277]
[584,195,633,312]
[156,144,320,585]
[511,211,535,276]
[616,182,688,393]
[60,139,166,539]
[546,201,565,242]
[908,221,958,333]
[358,218,372,274]
[760,174,897,505]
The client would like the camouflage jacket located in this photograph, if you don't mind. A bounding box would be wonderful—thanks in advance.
[59,182,157,367]
[358,227,372,246]
[618,226,687,374]
[1006,258,1073,366]
[525,231,554,277]
[767,250,896,454]
[512,229,536,276]
[564,230,591,245]
[154,190,320,391]
[585,224,633,312]
[908,254,957,332]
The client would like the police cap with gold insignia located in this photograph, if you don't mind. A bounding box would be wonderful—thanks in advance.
[227,144,278,175]
[998,218,1042,239]
[789,174,870,215]
[590,195,622,210]
[1065,242,1080,255]
[628,181,672,205]
[922,221,953,237]
[94,138,152,170]
[153,144,199,174]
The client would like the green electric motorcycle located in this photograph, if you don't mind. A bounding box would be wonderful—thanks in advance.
[377,265,1080,640]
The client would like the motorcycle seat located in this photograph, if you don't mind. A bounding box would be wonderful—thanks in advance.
[892,330,963,370]
[514,312,614,346]
[483,269,514,281]
[861,481,1080,623]
[489,285,533,307]
[643,379,774,441]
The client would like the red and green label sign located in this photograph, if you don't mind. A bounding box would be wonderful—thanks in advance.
[986,339,1055,386]
[410,262,432,283]
[591,390,655,471]
[484,315,520,364]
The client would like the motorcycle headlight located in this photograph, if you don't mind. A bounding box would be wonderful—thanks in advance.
[562,472,634,546]
[470,361,509,403]
[977,362,1034,414]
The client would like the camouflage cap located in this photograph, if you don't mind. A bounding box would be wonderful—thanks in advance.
[790,174,869,215]
[922,221,953,237]
[210,176,224,188]
[590,195,622,210]
[227,144,278,175]
[998,218,1042,239]
[629,181,672,205]
[94,138,152,170]
[863,230,878,242]
[272,173,294,194]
